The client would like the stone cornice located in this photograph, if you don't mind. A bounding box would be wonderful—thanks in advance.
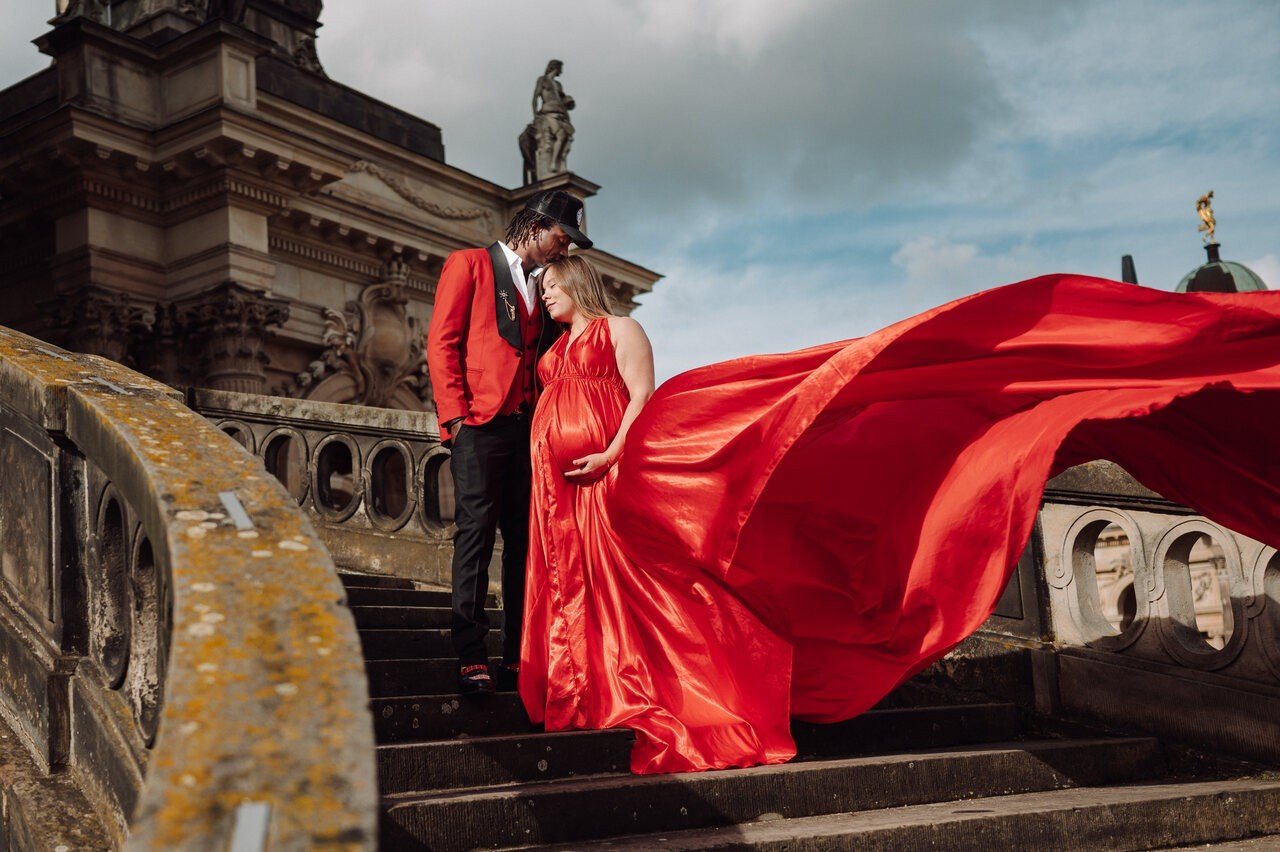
[267,232,439,298]
[269,233,381,279]
[347,161,490,223]
[1,134,342,223]
[254,92,509,199]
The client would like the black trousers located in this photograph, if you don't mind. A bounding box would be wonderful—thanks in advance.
[448,415,531,667]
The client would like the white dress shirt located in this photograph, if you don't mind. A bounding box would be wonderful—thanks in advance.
[498,241,538,313]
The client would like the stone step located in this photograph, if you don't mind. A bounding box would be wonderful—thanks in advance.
[370,692,1016,749]
[373,693,534,743]
[547,779,1280,851]
[378,737,1164,850]
[378,729,634,795]
[338,572,419,589]
[791,702,1019,756]
[367,658,508,698]
[344,586,501,609]
[345,586,454,608]
[349,606,455,629]
[350,606,507,631]
[359,628,502,661]
[1165,836,1280,851]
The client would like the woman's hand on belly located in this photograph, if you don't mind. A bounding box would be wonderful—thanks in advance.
[564,451,614,483]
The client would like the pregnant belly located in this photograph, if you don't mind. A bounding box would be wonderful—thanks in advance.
[537,386,625,475]
[545,417,611,473]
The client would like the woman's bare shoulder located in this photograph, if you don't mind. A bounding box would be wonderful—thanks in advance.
[607,315,648,341]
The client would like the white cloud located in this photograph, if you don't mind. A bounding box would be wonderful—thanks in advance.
[633,0,828,57]
[1245,254,1280,290]
[320,0,1017,233]
[891,237,979,285]
[890,236,1043,301]
[975,2,1280,147]
[637,235,1046,383]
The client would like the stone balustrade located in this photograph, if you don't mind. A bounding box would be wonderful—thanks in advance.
[974,460,1280,765]
[190,389,463,588]
[0,325,375,849]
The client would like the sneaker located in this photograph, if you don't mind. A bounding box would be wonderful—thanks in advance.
[459,663,494,696]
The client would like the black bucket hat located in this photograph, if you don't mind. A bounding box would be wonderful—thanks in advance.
[525,190,593,250]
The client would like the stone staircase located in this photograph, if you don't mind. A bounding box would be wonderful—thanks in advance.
[340,573,1280,851]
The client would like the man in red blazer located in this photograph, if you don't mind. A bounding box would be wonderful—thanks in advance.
[427,190,592,694]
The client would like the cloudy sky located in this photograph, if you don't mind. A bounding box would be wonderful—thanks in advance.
[2,1,1277,379]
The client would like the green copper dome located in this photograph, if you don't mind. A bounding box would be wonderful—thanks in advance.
[1176,244,1269,293]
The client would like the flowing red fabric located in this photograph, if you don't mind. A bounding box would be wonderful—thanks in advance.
[520,274,1280,774]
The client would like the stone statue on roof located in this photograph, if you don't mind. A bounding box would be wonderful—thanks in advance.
[519,59,576,184]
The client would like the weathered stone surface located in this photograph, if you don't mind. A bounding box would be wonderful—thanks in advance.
[1044,459,1170,505]
[371,693,532,743]
[0,410,56,626]
[191,389,461,585]
[0,68,56,126]
[0,324,377,850]
[1055,647,1280,765]
[567,780,1280,851]
[378,729,634,794]
[382,738,1165,849]
[256,56,444,161]
[0,621,55,771]
[0,711,113,851]
[68,678,145,841]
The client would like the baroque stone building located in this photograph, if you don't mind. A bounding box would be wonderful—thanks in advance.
[0,0,660,410]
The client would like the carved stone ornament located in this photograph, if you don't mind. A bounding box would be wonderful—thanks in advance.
[53,0,109,24]
[280,258,432,410]
[348,161,490,225]
[291,34,325,75]
[177,282,290,394]
[44,286,151,366]
[204,0,247,21]
[137,301,190,388]
[273,0,322,19]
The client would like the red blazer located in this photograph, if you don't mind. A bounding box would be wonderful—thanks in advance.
[427,244,558,442]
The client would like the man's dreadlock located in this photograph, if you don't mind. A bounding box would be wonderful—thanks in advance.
[505,208,553,249]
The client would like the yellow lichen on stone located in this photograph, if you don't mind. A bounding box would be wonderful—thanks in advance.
[0,326,376,850]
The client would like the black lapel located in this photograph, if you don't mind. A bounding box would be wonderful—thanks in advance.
[488,242,524,351]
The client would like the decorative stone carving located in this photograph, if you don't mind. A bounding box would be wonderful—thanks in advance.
[53,0,108,24]
[292,34,324,75]
[177,282,289,394]
[136,302,190,388]
[521,59,576,184]
[204,0,247,21]
[275,0,322,19]
[45,286,151,367]
[348,161,490,224]
[283,258,431,410]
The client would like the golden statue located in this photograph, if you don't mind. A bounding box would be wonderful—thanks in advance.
[1196,190,1216,244]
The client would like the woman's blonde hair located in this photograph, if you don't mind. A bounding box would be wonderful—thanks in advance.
[544,256,617,320]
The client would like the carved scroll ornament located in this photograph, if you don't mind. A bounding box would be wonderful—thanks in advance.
[348,161,490,224]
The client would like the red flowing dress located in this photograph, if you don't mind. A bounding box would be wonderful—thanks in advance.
[520,275,1280,774]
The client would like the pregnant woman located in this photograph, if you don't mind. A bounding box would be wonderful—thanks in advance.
[520,255,1280,775]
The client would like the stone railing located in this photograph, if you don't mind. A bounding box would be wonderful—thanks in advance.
[189,389,462,586]
[0,325,375,849]
[973,460,1280,764]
